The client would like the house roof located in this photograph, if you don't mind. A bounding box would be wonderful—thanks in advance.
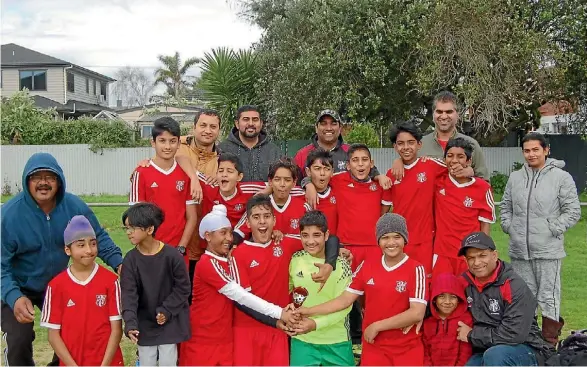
[115,104,204,113]
[137,112,201,123]
[32,95,66,110]
[31,96,114,114]
[1,43,115,82]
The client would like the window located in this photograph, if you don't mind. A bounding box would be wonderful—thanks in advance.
[85,77,89,93]
[100,82,107,100]
[92,80,96,95]
[66,72,74,93]
[19,70,47,91]
[141,125,153,139]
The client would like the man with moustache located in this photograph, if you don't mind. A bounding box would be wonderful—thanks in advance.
[1,153,123,366]
[219,105,283,182]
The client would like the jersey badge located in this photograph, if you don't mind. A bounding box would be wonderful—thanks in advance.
[329,196,336,204]
[213,200,220,205]
[273,246,283,257]
[290,219,299,230]
[417,172,427,183]
[464,196,474,207]
[395,280,407,292]
[369,183,377,191]
[176,180,185,192]
[96,294,107,307]
[488,298,500,313]
[234,203,244,212]
[467,296,473,306]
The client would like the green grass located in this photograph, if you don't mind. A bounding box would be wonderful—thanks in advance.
[3,201,586,366]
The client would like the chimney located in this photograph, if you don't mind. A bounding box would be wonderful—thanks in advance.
[117,99,123,108]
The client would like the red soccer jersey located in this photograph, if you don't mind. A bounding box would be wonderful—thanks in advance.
[382,158,447,244]
[315,186,338,235]
[331,171,386,246]
[348,255,427,347]
[434,175,496,258]
[129,160,196,246]
[40,264,124,366]
[190,251,235,344]
[230,236,303,329]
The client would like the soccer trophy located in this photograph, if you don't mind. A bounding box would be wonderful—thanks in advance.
[292,286,309,308]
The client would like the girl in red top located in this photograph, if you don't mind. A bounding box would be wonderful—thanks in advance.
[422,273,473,366]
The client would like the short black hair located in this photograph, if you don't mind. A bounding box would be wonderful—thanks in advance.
[444,137,473,160]
[122,203,165,237]
[246,194,273,217]
[299,210,328,233]
[152,117,181,140]
[218,152,244,174]
[347,143,372,160]
[268,157,299,181]
[389,122,423,144]
[236,105,262,121]
[305,149,334,170]
[521,132,548,149]
[194,109,221,126]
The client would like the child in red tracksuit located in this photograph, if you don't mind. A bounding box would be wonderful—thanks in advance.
[423,273,473,366]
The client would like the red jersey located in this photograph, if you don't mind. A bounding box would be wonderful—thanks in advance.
[40,264,124,366]
[382,158,447,244]
[331,171,386,246]
[315,186,338,235]
[348,255,427,347]
[129,160,196,246]
[230,236,303,329]
[434,175,496,258]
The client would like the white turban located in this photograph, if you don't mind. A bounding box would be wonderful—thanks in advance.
[199,204,232,239]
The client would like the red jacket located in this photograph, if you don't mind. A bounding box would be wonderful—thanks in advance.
[423,273,473,366]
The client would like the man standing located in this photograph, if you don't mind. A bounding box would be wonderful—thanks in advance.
[219,105,283,182]
[1,153,123,366]
[500,132,580,345]
[457,232,555,366]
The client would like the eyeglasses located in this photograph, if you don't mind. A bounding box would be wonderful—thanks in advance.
[123,226,145,234]
[29,175,58,183]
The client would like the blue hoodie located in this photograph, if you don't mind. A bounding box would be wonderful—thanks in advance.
[1,153,123,309]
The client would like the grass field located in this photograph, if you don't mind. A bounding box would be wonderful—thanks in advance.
[1,194,586,366]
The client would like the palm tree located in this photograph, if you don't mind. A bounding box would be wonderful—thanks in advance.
[197,47,259,135]
[154,52,199,102]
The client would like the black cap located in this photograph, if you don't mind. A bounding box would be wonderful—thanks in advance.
[316,109,342,124]
[458,232,496,257]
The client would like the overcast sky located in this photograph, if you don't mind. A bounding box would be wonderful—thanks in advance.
[1,0,263,80]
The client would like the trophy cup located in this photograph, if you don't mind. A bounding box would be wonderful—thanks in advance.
[292,286,309,308]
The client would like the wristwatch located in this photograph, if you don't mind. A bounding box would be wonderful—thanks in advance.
[177,245,186,255]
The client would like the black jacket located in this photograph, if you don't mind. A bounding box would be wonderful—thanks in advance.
[463,261,554,361]
[218,128,283,182]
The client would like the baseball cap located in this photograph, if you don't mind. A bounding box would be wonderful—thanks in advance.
[316,109,342,124]
[457,232,496,257]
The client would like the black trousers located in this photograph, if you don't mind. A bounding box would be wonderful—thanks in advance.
[1,290,59,366]
[188,259,198,305]
[350,299,363,344]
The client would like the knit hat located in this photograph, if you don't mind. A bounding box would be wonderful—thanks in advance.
[64,215,96,246]
[376,213,408,244]
[199,205,232,239]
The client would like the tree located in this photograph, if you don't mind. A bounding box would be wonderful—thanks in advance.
[154,52,199,103]
[113,66,155,107]
[198,47,259,135]
[344,123,380,148]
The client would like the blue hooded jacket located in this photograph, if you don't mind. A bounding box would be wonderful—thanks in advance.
[1,153,123,309]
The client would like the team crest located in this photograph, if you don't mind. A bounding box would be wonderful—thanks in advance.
[330,196,336,204]
[467,296,473,305]
[369,183,378,191]
[338,160,347,170]
[395,280,407,293]
[417,172,427,183]
[234,203,244,212]
[488,298,500,313]
[463,196,474,207]
[176,180,185,192]
[290,219,299,229]
[96,295,107,307]
[273,246,283,257]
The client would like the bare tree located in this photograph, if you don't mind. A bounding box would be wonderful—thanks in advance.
[113,66,155,107]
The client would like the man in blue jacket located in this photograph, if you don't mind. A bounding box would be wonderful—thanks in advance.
[1,153,123,366]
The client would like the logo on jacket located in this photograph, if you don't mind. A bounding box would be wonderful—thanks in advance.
[488,298,500,313]
[338,160,347,170]
[369,183,378,191]
[395,280,407,292]
[330,196,336,204]
[290,219,299,229]
[273,246,283,257]
[234,203,244,212]
[464,196,474,207]
[96,295,107,307]
[176,180,185,192]
[467,296,473,306]
[417,172,427,183]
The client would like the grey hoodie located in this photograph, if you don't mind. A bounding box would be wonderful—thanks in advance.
[218,127,283,182]
[500,158,581,260]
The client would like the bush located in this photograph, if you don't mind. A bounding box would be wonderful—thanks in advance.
[344,123,380,147]
[490,171,509,194]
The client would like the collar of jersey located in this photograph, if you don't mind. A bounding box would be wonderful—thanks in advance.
[270,194,291,213]
[205,250,228,262]
[67,263,99,286]
[220,187,238,201]
[381,254,409,272]
[449,174,476,188]
[404,158,420,170]
[149,159,177,175]
[243,239,273,248]
[317,186,332,199]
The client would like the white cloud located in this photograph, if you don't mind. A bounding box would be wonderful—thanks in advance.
[1,0,262,78]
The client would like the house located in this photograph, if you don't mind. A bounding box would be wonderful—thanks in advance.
[116,104,202,127]
[535,100,583,134]
[136,111,201,138]
[1,43,115,117]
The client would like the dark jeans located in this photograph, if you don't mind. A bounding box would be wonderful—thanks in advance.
[466,344,538,366]
[1,291,59,366]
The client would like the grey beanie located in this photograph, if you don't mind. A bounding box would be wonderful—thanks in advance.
[376,213,409,244]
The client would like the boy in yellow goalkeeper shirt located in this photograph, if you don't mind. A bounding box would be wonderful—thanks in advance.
[288,211,355,366]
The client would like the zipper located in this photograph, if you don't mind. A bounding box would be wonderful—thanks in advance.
[525,170,536,259]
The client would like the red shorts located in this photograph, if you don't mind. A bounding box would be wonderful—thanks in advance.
[361,340,424,366]
[233,326,289,366]
[179,341,233,366]
[404,240,433,277]
[432,254,469,278]
[345,245,381,271]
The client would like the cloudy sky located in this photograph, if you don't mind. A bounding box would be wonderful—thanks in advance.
[1,0,263,80]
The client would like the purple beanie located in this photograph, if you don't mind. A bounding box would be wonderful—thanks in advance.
[64,215,96,245]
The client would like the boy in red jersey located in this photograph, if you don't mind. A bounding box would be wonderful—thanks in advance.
[295,213,428,366]
[304,149,338,235]
[180,205,296,366]
[129,116,197,259]
[230,195,341,366]
[41,216,123,366]
[433,138,496,277]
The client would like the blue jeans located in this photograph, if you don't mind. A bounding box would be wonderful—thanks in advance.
[466,344,538,366]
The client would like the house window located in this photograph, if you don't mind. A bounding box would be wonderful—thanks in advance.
[141,125,153,139]
[85,78,90,93]
[92,80,96,95]
[19,70,47,91]
[66,72,75,93]
[100,82,107,100]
